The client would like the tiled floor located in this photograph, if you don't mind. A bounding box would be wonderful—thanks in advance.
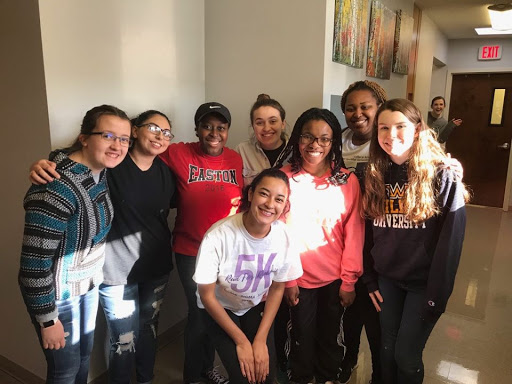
[5,205,510,383]
[149,205,512,384]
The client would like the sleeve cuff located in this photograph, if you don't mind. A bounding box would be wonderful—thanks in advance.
[341,281,355,292]
[365,280,379,293]
[35,309,59,324]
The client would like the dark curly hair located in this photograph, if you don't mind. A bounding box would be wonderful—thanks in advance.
[274,108,345,177]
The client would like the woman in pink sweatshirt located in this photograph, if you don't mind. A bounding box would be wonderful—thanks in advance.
[274,107,364,384]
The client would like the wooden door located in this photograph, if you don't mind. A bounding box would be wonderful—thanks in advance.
[447,73,512,207]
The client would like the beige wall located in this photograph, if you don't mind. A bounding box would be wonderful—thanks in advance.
[205,0,326,147]
[0,0,52,377]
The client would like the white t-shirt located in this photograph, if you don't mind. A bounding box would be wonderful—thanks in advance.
[193,212,303,316]
[342,128,370,177]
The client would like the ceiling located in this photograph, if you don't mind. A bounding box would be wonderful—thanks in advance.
[415,0,508,39]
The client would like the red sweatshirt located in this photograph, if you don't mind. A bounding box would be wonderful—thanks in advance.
[160,142,243,256]
[281,165,364,291]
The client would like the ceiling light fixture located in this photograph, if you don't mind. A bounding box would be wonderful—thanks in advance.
[475,27,512,35]
[488,3,512,30]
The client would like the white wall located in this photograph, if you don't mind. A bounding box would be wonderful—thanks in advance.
[324,0,415,126]
[429,63,448,107]
[0,0,52,379]
[414,12,449,117]
[39,0,204,147]
[205,0,326,147]
[2,0,205,380]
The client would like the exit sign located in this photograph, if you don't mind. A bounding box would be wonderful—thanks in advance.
[478,45,502,60]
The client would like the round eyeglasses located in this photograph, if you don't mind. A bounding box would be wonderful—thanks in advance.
[139,123,175,141]
[89,132,132,147]
[299,134,333,147]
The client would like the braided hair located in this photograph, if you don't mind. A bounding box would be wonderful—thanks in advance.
[340,80,387,112]
[274,108,346,179]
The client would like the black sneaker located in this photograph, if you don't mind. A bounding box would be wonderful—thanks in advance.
[337,362,357,384]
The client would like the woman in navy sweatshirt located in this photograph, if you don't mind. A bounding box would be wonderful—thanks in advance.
[362,99,469,384]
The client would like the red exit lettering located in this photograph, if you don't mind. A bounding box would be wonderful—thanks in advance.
[479,45,501,60]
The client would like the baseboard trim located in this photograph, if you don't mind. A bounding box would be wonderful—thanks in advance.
[0,355,44,384]
[90,318,186,384]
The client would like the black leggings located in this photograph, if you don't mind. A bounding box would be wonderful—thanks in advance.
[341,279,381,378]
[203,302,277,384]
[289,280,344,384]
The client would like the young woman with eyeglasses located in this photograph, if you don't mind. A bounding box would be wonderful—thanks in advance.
[19,105,132,384]
[30,103,242,384]
[274,108,364,384]
[28,109,178,384]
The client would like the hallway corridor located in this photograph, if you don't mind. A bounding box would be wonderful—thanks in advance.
[149,205,512,383]
[2,206,511,384]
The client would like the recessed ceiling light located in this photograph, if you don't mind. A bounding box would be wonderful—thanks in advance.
[475,27,512,35]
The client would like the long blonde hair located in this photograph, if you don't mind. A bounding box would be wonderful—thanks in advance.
[363,98,467,223]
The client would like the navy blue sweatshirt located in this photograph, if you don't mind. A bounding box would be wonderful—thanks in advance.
[363,162,466,321]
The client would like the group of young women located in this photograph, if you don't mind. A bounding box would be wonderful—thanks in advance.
[20,81,468,384]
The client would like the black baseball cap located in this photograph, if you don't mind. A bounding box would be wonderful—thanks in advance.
[194,102,231,126]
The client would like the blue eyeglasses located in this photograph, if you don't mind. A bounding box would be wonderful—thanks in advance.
[89,132,132,147]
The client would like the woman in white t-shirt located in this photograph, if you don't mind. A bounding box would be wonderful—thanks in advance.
[193,168,302,384]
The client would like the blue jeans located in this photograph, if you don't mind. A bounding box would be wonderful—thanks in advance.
[175,253,215,383]
[378,276,439,384]
[99,274,170,384]
[33,287,99,384]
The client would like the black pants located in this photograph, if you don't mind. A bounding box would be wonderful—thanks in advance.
[274,298,290,370]
[289,280,344,384]
[378,276,439,384]
[175,253,215,383]
[341,279,381,379]
[203,302,276,384]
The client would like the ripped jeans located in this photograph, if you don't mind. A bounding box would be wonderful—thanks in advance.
[99,274,170,384]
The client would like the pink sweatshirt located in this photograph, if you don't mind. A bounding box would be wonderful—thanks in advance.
[281,165,364,291]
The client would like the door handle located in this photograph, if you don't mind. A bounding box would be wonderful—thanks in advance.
[497,142,510,150]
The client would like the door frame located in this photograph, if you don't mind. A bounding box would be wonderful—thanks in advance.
[445,68,512,211]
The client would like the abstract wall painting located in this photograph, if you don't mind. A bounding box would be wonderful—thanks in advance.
[392,10,414,75]
[366,0,396,79]
[332,0,369,68]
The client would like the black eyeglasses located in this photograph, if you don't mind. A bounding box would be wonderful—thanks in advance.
[138,123,174,141]
[299,134,333,147]
[89,132,132,147]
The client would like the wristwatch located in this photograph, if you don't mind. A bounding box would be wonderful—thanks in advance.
[39,317,59,328]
